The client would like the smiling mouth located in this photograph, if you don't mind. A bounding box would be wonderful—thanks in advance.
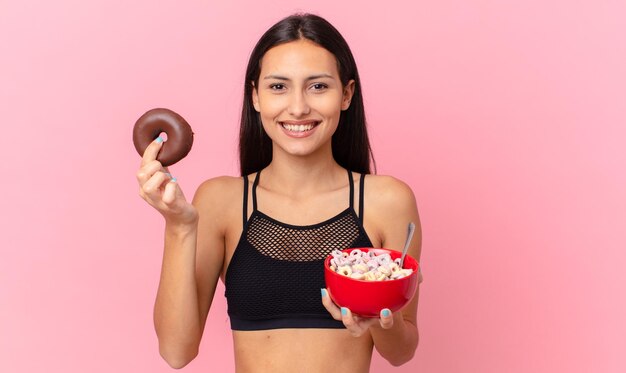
[280,121,320,133]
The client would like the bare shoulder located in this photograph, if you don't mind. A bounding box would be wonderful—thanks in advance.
[364,174,417,215]
[194,176,243,200]
[363,174,421,256]
[192,176,243,230]
[193,175,243,203]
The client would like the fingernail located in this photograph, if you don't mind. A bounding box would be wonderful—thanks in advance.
[341,307,348,316]
[321,288,327,297]
[170,177,177,183]
[155,137,163,143]
[165,172,172,178]
[382,309,390,317]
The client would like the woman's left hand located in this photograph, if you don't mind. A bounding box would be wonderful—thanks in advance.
[321,288,394,337]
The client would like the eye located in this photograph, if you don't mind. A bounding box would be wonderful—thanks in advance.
[269,83,286,91]
[311,83,328,91]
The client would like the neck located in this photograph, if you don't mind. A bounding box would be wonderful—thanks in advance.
[262,149,346,197]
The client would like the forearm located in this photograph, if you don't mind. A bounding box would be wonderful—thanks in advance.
[153,222,201,365]
[369,313,419,366]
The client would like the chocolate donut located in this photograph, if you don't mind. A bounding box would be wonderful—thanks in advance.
[133,108,194,167]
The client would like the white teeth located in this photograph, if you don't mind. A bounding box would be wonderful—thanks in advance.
[282,123,315,132]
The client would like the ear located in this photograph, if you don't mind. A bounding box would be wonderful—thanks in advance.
[341,80,355,111]
[251,81,261,112]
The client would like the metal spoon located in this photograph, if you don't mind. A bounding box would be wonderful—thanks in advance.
[400,222,416,268]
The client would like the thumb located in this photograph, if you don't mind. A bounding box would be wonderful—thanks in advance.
[379,308,394,329]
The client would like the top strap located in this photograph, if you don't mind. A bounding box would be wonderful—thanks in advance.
[242,175,249,227]
[358,173,366,223]
[347,169,355,210]
[252,170,261,212]
[348,170,365,223]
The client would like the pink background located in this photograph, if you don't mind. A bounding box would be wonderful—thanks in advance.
[1,0,625,372]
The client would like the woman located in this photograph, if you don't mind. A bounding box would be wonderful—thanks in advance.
[136,13,422,372]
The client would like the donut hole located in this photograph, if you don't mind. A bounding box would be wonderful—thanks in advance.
[158,131,168,142]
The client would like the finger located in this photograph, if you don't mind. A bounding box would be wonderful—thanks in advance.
[379,308,394,329]
[136,160,165,186]
[340,307,366,337]
[140,137,164,167]
[162,176,178,205]
[141,170,171,199]
[321,288,342,320]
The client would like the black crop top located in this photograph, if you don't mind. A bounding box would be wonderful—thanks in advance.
[224,170,374,330]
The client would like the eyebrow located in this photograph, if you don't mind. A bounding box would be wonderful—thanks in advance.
[263,73,335,81]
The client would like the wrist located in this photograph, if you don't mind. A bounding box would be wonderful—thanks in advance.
[164,217,198,236]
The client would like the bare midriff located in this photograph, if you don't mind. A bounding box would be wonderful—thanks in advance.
[232,328,374,373]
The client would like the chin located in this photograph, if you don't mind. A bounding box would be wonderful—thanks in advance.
[284,148,315,157]
[273,138,332,159]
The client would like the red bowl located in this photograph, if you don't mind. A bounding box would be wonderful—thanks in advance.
[324,248,419,317]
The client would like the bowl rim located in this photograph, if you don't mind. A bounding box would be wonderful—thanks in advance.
[324,247,419,283]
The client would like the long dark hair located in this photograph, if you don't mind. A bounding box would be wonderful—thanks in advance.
[238,13,375,176]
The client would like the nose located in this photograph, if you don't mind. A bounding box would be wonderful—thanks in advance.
[287,90,311,117]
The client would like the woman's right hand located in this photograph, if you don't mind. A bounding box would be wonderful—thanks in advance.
[136,137,198,226]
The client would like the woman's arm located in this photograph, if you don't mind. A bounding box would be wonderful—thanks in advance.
[153,220,202,369]
[152,178,229,368]
[367,176,422,365]
[137,139,226,368]
[322,175,422,366]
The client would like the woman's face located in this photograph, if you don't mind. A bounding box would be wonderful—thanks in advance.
[252,39,354,158]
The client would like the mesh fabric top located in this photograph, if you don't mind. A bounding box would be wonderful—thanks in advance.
[224,170,373,330]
